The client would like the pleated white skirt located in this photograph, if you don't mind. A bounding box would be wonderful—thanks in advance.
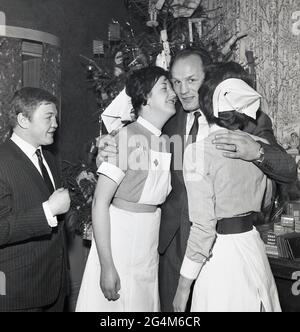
[191,227,281,312]
[76,205,161,312]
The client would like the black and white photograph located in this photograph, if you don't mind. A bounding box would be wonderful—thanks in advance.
[0,0,299,313]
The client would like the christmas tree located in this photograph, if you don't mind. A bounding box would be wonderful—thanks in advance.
[82,0,245,119]
[67,0,247,238]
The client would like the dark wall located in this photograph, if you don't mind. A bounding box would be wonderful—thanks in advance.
[0,0,128,162]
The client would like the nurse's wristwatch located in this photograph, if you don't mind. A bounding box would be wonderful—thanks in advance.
[255,143,265,164]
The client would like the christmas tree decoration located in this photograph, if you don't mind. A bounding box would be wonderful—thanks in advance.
[220,31,247,57]
[188,18,204,43]
[171,0,202,18]
[147,0,159,27]
[158,29,171,69]
[113,50,125,77]
[108,21,121,41]
[124,0,231,58]
[93,40,104,55]
[156,0,166,10]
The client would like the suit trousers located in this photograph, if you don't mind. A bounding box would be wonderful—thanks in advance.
[159,217,192,312]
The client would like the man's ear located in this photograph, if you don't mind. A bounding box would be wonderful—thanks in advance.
[17,113,30,129]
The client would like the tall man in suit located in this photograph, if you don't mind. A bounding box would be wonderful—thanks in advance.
[97,49,297,311]
[0,87,70,312]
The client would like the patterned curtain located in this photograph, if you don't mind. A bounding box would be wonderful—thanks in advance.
[40,44,61,101]
[202,0,300,144]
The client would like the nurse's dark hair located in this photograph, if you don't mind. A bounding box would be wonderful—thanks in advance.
[126,66,169,117]
[199,61,257,130]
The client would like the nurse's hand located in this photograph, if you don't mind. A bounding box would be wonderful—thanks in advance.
[100,266,121,301]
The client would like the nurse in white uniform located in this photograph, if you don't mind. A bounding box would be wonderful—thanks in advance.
[173,63,281,312]
[76,66,177,312]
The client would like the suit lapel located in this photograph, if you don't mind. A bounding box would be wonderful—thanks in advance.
[172,107,187,185]
[178,106,187,146]
[7,140,55,197]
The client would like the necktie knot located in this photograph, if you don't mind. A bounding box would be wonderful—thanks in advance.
[35,148,42,160]
[186,111,201,146]
[194,111,201,120]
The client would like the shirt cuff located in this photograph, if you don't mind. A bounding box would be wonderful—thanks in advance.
[180,255,205,280]
[97,161,125,185]
[43,201,58,228]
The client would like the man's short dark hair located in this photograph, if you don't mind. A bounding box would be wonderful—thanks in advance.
[9,87,58,128]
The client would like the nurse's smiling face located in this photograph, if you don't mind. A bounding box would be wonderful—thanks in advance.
[147,76,177,117]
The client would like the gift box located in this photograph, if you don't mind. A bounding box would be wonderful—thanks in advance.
[287,201,300,233]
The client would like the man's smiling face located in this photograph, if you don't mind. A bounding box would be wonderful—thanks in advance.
[171,54,205,112]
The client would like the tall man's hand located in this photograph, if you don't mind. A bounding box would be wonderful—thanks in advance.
[48,188,70,216]
[96,134,118,168]
[212,131,262,161]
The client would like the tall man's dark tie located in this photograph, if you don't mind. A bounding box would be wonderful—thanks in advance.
[36,149,55,194]
[186,111,201,146]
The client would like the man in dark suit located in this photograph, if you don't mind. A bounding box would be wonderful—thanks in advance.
[96,49,297,312]
[0,87,70,312]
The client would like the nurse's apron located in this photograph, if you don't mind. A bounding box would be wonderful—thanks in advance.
[76,149,171,312]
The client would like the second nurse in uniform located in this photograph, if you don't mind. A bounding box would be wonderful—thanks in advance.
[76,66,177,312]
